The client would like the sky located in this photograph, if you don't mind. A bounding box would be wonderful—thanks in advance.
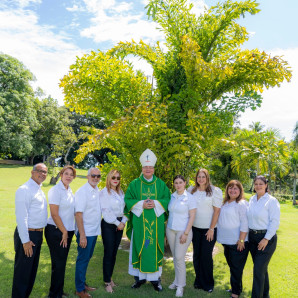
[0,0,297,140]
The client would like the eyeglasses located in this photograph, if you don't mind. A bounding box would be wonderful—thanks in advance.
[91,174,101,178]
[34,169,48,175]
[111,176,121,180]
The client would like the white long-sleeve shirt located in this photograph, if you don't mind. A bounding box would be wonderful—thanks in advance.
[247,193,280,240]
[15,178,48,243]
[217,200,248,245]
[99,187,127,227]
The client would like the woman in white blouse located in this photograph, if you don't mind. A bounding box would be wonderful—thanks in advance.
[166,175,196,297]
[99,169,127,293]
[45,165,76,298]
[248,176,280,298]
[188,168,223,293]
[217,180,249,298]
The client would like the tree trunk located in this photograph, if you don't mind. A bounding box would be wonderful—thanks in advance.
[29,155,36,165]
[50,173,60,185]
[293,164,297,205]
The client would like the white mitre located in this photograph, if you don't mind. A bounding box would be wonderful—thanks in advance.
[139,149,157,167]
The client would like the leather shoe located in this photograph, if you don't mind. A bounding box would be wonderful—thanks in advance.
[85,284,97,292]
[131,280,146,289]
[75,290,92,298]
[151,281,163,292]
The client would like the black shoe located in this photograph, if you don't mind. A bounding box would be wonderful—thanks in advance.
[131,280,146,289]
[207,288,213,293]
[194,284,202,289]
[151,281,163,292]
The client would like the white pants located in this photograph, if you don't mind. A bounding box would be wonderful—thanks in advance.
[166,227,192,287]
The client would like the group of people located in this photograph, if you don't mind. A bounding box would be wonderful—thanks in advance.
[12,149,280,298]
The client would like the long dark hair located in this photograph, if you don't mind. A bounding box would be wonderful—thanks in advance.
[253,175,269,193]
[191,168,212,196]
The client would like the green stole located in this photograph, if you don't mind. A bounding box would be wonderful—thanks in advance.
[124,174,170,273]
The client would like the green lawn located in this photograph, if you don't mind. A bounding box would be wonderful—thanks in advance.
[0,165,297,297]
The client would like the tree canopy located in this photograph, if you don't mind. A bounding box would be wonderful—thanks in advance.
[61,0,292,189]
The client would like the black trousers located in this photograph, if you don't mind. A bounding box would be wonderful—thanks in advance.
[192,227,217,291]
[101,219,123,283]
[223,243,249,295]
[12,227,43,298]
[249,232,277,298]
[45,224,74,298]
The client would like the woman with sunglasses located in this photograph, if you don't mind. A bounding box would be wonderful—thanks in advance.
[99,169,127,293]
[45,165,76,298]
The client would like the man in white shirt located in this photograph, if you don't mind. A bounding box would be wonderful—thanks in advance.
[12,163,48,298]
[75,168,102,298]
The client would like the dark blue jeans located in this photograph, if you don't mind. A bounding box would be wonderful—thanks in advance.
[75,233,97,292]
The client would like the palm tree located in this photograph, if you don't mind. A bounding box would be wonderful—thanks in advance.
[249,121,265,132]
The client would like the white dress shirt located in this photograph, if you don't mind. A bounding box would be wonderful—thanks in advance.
[47,180,75,231]
[217,200,248,245]
[188,185,223,229]
[167,190,196,231]
[99,187,127,226]
[247,193,280,240]
[15,178,48,243]
[75,182,101,236]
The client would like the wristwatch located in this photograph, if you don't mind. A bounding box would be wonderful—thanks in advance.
[239,239,244,243]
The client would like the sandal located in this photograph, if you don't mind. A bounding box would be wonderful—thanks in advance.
[105,283,114,293]
[110,280,117,287]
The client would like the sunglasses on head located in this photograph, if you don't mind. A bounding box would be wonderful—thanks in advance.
[111,176,121,180]
[91,174,101,178]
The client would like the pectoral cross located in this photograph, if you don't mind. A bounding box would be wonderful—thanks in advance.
[143,188,154,200]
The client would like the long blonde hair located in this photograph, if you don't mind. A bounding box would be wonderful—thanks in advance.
[106,169,122,194]
[191,168,212,196]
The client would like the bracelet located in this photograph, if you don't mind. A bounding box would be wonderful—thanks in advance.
[184,232,189,236]
[209,228,214,231]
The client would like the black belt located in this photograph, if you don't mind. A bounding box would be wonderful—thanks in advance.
[249,229,267,234]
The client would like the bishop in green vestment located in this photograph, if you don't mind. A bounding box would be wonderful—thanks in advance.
[125,149,170,291]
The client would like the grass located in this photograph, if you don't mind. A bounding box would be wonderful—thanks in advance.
[0,165,297,297]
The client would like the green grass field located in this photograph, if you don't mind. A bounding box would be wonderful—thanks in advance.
[0,165,297,297]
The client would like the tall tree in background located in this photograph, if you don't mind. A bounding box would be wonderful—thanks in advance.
[0,53,38,158]
[290,121,298,204]
[61,0,292,189]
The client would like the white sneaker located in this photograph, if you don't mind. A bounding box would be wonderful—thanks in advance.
[168,283,177,290]
[176,287,184,297]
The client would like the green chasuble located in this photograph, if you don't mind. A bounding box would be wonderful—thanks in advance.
[124,174,170,273]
